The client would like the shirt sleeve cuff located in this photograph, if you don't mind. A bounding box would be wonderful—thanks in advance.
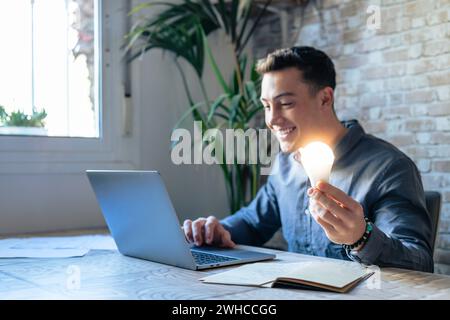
[220,214,241,233]
[347,223,386,265]
[220,214,258,245]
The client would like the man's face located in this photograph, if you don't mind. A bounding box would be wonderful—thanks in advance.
[261,67,325,153]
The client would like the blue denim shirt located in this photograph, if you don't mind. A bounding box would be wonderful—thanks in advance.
[221,120,434,272]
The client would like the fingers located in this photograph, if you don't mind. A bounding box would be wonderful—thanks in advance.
[310,189,352,224]
[308,200,336,234]
[204,216,218,245]
[308,197,326,217]
[316,181,360,212]
[219,225,235,248]
[184,216,235,248]
[205,216,235,247]
[314,213,336,234]
[192,218,207,246]
[183,219,193,242]
[318,210,345,231]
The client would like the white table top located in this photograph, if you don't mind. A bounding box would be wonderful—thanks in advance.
[0,234,449,300]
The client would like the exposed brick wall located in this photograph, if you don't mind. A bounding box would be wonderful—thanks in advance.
[253,0,450,274]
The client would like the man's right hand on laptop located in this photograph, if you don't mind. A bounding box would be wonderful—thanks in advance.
[183,216,235,248]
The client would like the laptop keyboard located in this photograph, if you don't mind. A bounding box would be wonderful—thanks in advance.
[191,250,237,265]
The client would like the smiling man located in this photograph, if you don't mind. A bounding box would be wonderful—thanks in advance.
[183,46,434,272]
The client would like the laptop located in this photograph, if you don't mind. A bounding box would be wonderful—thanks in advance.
[86,170,275,270]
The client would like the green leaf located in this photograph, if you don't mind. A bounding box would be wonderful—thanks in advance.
[228,94,242,128]
[239,0,272,56]
[202,28,231,95]
[246,105,263,122]
[207,94,228,123]
[235,1,252,52]
[128,2,165,16]
[229,0,239,42]
[172,102,205,131]
[216,0,230,34]
[245,81,261,109]
[3,108,47,127]
[0,105,7,123]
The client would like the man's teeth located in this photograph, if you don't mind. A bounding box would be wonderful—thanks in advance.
[278,127,296,135]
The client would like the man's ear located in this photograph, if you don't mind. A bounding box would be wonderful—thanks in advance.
[318,87,334,111]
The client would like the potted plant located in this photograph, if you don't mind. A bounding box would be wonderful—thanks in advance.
[0,105,48,136]
[125,0,308,212]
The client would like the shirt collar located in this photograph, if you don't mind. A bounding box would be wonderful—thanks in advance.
[333,119,365,161]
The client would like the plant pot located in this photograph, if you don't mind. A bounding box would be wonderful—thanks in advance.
[0,126,48,136]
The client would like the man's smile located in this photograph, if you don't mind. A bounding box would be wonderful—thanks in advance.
[274,126,297,139]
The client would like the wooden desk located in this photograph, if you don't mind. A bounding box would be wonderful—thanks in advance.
[0,234,449,300]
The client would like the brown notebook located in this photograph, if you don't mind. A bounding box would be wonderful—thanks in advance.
[200,260,373,293]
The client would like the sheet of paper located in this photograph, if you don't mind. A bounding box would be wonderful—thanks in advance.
[0,234,117,259]
[0,248,90,258]
[200,262,302,286]
[200,260,368,288]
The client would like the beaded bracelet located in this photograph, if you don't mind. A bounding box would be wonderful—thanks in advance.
[343,217,373,251]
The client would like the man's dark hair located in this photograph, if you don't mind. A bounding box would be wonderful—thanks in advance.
[256,46,336,95]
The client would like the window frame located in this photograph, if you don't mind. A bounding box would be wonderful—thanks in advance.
[0,0,139,174]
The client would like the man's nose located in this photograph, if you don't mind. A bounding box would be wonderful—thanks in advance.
[266,107,283,126]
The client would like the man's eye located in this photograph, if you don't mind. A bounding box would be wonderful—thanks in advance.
[263,105,270,110]
[281,102,294,108]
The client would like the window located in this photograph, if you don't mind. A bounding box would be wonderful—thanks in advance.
[0,0,139,234]
[0,0,99,137]
[0,0,139,176]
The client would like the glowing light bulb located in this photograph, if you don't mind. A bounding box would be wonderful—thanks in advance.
[300,142,335,188]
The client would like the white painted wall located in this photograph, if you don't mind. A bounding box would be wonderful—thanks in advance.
[0,173,104,233]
